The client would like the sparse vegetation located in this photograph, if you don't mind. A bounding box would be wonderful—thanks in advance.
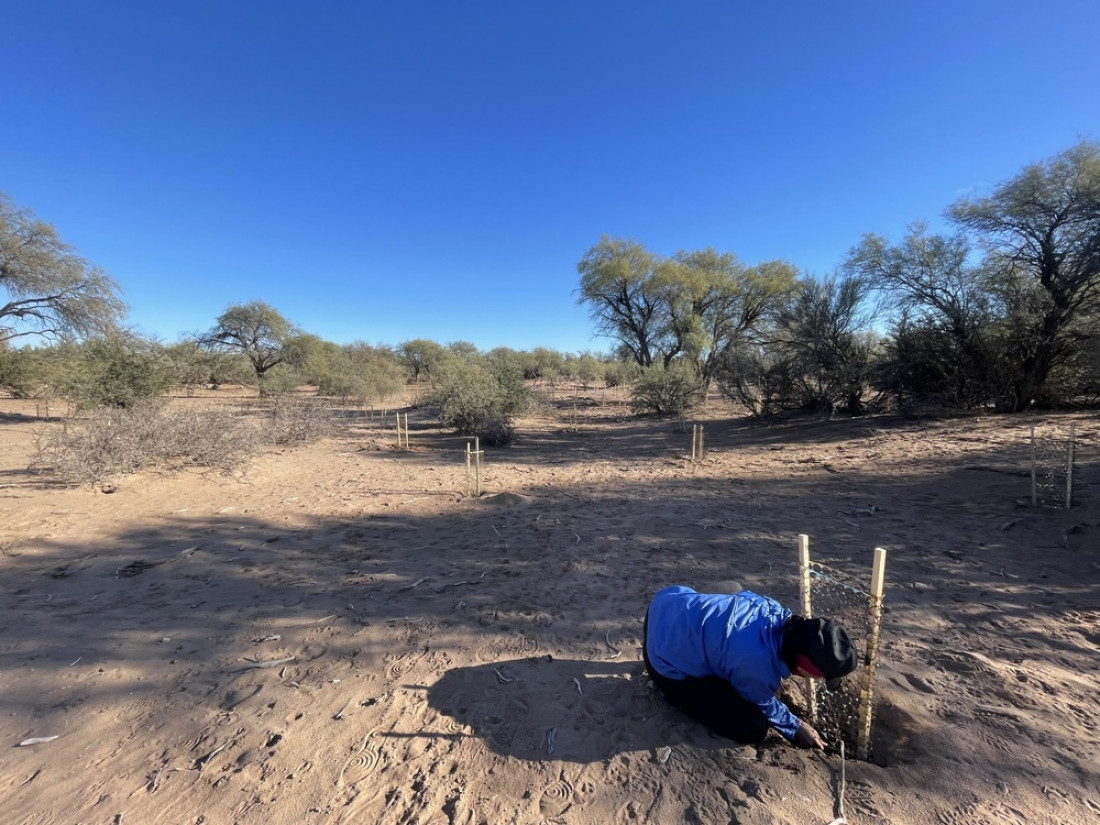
[32,402,262,483]
[31,392,338,485]
[265,395,336,445]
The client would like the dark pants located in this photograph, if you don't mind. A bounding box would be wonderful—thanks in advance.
[643,611,771,745]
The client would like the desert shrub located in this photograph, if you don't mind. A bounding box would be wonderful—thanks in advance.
[477,414,517,447]
[313,344,405,407]
[0,347,44,397]
[32,403,262,483]
[571,354,605,390]
[264,395,336,444]
[256,364,305,397]
[429,358,530,438]
[49,337,171,410]
[602,360,640,388]
[630,362,705,415]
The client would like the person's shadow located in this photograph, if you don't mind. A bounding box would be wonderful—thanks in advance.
[414,656,742,763]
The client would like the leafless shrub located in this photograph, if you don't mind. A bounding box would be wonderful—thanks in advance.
[31,402,262,484]
[263,395,336,445]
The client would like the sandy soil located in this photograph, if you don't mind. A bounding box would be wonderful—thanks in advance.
[1,388,1097,825]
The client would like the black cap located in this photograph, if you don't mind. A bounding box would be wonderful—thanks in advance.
[790,617,857,690]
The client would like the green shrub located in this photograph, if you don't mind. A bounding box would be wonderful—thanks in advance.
[429,358,529,443]
[50,338,171,409]
[630,362,705,415]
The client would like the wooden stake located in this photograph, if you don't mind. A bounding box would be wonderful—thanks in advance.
[474,436,482,497]
[465,438,484,497]
[798,534,817,721]
[856,546,887,761]
[1030,424,1038,506]
[1066,424,1075,508]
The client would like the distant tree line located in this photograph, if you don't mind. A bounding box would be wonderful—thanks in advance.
[3,141,1099,428]
[575,141,1100,415]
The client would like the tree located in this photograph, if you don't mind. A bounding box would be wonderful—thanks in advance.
[398,338,447,383]
[200,301,297,390]
[845,225,994,409]
[1,191,126,344]
[657,250,798,389]
[949,140,1100,410]
[773,274,879,415]
[577,237,796,387]
[571,353,605,390]
[343,342,405,405]
[576,237,667,367]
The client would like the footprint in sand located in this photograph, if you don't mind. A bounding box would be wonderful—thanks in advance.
[337,748,383,788]
[937,799,1035,825]
[337,733,384,789]
[474,641,507,663]
[538,774,575,817]
[386,652,419,678]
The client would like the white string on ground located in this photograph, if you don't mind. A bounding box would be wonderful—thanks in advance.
[825,740,847,825]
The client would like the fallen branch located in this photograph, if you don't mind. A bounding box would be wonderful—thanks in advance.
[233,656,295,672]
[440,571,487,589]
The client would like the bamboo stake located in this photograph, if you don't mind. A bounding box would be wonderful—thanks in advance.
[856,547,887,761]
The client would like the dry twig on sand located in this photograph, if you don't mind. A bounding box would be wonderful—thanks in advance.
[233,656,296,672]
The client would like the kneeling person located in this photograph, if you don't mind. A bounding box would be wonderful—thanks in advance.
[643,585,856,749]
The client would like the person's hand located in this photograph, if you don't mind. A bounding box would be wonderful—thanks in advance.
[792,720,826,750]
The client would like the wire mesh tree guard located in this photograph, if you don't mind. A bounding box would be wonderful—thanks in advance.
[690,423,705,462]
[797,534,887,761]
[465,437,484,498]
[1030,424,1076,508]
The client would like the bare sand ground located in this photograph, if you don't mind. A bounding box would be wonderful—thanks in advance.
[0,388,1097,825]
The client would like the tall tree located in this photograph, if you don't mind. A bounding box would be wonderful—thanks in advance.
[398,338,446,383]
[577,237,795,379]
[845,225,994,408]
[949,140,1100,410]
[576,236,667,367]
[774,274,879,414]
[0,191,125,344]
[200,301,296,386]
[657,250,798,388]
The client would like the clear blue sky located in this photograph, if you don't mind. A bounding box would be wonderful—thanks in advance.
[3,2,1098,354]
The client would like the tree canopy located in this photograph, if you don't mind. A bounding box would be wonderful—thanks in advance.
[0,191,126,344]
[948,140,1100,410]
[576,236,797,387]
[199,301,297,383]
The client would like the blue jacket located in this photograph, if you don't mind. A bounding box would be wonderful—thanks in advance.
[645,585,800,739]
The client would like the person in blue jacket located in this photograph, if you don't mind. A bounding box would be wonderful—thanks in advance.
[643,584,857,749]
